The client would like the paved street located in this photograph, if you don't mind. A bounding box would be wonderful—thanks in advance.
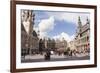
[21,54,90,63]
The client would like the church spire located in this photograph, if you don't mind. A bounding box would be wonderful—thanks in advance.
[21,10,35,35]
[29,10,35,34]
[78,16,82,33]
[78,16,82,28]
[86,17,90,24]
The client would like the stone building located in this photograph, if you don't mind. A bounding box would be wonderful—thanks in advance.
[41,38,56,51]
[75,16,90,53]
[69,40,76,50]
[55,38,68,50]
[21,10,39,56]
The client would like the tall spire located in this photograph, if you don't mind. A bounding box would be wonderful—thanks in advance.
[37,29,40,38]
[21,10,35,35]
[29,10,35,34]
[78,16,82,28]
[86,17,90,24]
[77,16,82,33]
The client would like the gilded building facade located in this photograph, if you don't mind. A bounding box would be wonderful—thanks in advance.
[55,38,68,50]
[75,16,90,53]
[69,40,76,50]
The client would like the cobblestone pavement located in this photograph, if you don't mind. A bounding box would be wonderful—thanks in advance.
[21,54,90,63]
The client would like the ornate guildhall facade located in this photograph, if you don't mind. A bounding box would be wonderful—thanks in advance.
[21,10,39,55]
[75,16,90,53]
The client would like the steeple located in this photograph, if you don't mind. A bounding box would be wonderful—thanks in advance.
[77,16,82,33]
[37,30,40,37]
[21,10,35,35]
[86,17,90,24]
[78,16,82,28]
[29,10,35,35]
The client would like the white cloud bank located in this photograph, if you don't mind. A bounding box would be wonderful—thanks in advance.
[46,12,90,26]
[53,32,75,42]
[35,16,75,42]
[34,12,89,41]
[36,16,55,38]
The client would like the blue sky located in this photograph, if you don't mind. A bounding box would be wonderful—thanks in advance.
[34,10,90,41]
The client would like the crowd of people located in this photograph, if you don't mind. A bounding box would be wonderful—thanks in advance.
[21,47,90,61]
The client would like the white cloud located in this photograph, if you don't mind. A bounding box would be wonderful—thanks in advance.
[46,12,90,26]
[60,13,90,26]
[37,16,55,38]
[53,32,75,42]
[70,34,75,40]
[39,16,55,32]
[34,11,89,39]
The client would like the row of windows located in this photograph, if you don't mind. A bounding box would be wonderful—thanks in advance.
[76,36,89,44]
